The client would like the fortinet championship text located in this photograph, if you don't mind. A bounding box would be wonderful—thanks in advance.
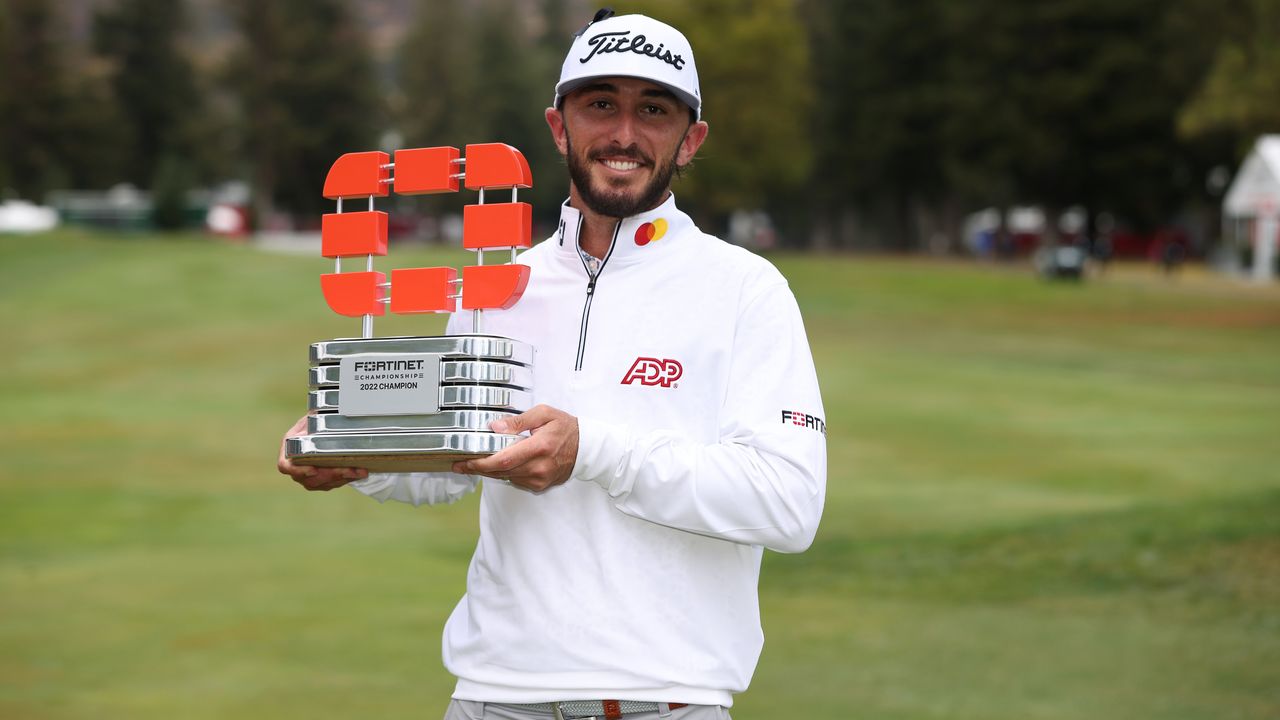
[352,359,426,390]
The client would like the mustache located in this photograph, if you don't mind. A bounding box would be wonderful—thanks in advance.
[587,145,653,165]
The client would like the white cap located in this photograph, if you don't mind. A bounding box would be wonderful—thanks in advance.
[554,13,701,120]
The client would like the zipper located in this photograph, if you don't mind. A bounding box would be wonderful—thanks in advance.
[574,221,621,371]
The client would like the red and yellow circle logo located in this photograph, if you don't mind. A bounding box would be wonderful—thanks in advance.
[634,218,668,246]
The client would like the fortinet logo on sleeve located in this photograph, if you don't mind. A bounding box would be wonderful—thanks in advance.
[782,410,827,435]
[621,357,683,388]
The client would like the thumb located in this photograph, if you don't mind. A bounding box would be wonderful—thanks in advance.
[490,413,524,435]
[491,405,552,434]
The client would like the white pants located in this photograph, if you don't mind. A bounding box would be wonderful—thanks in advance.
[444,700,731,720]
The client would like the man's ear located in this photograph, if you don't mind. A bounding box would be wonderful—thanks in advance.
[676,120,709,168]
[545,107,569,156]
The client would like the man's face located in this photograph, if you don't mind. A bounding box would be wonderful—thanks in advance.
[547,78,709,218]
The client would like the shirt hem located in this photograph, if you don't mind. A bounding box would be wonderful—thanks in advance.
[451,678,734,708]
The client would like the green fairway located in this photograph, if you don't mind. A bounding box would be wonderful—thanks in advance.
[2,231,1277,719]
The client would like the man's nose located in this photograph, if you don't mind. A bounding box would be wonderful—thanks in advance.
[609,110,640,147]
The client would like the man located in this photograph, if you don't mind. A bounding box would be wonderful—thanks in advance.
[278,11,826,720]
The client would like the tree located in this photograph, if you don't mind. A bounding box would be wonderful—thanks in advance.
[151,153,195,230]
[398,0,564,224]
[614,0,815,225]
[226,0,383,221]
[0,5,10,195]
[397,0,479,151]
[93,0,206,187]
[1178,0,1280,143]
[800,0,1237,248]
[803,0,953,249]
[0,0,76,199]
[0,0,130,199]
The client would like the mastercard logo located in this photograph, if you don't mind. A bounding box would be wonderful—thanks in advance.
[634,218,668,246]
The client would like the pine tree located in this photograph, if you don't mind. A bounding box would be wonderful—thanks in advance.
[398,0,562,221]
[93,0,205,187]
[226,0,383,221]
[0,0,132,198]
[398,0,479,149]
[612,0,816,224]
[1178,0,1280,143]
[0,0,73,199]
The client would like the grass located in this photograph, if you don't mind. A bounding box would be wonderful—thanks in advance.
[1,230,1277,719]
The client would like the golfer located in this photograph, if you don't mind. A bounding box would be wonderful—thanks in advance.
[279,10,826,719]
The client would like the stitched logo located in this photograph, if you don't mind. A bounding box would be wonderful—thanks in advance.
[781,410,827,435]
[635,218,668,246]
[579,31,687,70]
[621,357,683,387]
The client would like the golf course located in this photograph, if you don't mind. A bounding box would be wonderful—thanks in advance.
[2,230,1277,719]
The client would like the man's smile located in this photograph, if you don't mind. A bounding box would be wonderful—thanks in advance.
[600,158,644,172]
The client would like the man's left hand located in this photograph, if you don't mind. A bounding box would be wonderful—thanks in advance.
[453,404,579,493]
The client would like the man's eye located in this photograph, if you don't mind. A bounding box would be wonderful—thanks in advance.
[642,105,666,115]
[590,100,612,110]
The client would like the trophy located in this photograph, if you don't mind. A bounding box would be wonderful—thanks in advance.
[285,143,535,472]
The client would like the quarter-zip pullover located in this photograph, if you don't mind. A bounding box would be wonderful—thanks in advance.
[352,195,827,708]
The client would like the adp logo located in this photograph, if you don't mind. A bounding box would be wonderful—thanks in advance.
[621,357,683,388]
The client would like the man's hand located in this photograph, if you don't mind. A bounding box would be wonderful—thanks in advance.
[277,416,368,491]
[453,404,579,493]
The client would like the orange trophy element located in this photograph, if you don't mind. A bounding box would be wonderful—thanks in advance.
[319,142,533,334]
[286,143,538,472]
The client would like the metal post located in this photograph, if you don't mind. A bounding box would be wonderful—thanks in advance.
[362,194,376,337]
[335,197,342,273]
[473,246,484,333]
[473,186,485,333]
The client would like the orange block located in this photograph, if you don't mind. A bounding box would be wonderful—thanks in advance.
[462,202,532,250]
[320,271,386,317]
[464,143,533,190]
[322,151,391,199]
[390,267,458,314]
[321,211,388,258]
[394,146,461,195]
[461,264,530,310]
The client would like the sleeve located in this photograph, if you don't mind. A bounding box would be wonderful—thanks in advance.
[347,311,483,507]
[572,281,827,553]
[349,472,478,506]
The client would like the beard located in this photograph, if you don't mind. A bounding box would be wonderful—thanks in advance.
[565,131,684,218]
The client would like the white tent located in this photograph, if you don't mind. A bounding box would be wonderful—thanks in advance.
[1223,135,1280,282]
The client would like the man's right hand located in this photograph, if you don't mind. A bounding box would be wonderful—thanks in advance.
[277,416,368,491]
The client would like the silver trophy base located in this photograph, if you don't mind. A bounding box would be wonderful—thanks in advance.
[286,431,521,472]
[285,334,534,473]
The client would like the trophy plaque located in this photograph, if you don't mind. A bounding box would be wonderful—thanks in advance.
[285,143,535,472]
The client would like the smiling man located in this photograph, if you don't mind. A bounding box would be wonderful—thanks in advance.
[278,10,826,720]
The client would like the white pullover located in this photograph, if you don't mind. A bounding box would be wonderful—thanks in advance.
[351,196,827,707]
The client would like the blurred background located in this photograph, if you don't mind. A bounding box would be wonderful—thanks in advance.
[1,1,1278,719]
[2,0,1280,272]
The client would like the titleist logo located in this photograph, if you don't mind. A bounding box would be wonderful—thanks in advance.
[580,31,686,70]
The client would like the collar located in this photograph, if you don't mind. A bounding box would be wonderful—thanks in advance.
[554,194,694,267]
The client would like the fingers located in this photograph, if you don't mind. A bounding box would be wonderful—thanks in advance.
[455,439,541,476]
[277,415,367,491]
[281,458,368,491]
[291,465,367,490]
[454,405,578,493]
[277,415,310,474]
[489,404,559,435]
[292,466,368,491]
